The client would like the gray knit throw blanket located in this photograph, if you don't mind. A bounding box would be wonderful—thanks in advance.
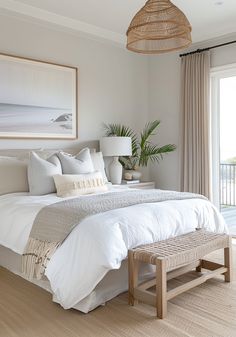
[22,189,206,279]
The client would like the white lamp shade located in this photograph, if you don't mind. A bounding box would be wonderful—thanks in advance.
[100,137,132,157]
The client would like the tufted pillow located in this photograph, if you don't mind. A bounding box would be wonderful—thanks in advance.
[57,148,94,174]
[53,171,108,198]
[0,156,29,195]
[28,152,62,195]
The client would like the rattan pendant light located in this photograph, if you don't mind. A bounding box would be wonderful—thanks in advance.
[126,0,192,54]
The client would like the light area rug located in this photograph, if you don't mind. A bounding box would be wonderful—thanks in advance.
[0,242,235,337]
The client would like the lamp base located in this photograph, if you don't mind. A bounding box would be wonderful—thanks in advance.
[109,157,123,185]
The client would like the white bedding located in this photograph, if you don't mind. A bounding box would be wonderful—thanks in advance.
[0,188,227,310]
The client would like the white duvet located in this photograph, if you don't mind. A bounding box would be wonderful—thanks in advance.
[0,188,227,309]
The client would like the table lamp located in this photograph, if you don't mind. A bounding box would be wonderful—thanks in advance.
[100,136,132,184]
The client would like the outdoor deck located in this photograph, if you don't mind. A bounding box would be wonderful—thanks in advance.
[221,206,236,236]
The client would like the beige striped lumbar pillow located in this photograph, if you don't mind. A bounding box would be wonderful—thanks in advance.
[53,171,108,197]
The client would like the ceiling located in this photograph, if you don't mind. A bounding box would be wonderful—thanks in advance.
[1,0,236,46]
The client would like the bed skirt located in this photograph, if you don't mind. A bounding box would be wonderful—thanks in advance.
[0,245,155,313]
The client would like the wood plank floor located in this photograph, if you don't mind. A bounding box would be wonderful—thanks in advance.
[0,246,235,337]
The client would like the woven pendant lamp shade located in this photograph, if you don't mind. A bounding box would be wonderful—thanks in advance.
[126,0,192,54]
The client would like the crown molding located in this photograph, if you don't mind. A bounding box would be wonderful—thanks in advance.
[183,32,236,55]
[0,0,126,46]
[2,0,235,51]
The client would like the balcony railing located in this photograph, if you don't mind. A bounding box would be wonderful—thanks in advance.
[220,163,236,206]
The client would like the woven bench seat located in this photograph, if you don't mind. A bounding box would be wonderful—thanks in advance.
[128,230,232,319]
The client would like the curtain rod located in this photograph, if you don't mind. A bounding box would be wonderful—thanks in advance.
[179,40,236,57]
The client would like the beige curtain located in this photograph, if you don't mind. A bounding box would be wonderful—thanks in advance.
[180,51,211,199]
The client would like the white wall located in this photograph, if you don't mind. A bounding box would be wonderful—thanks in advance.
[149,35,236,191]
[149,51,181,191]
[1,14,236,188]
[0,15,148,152]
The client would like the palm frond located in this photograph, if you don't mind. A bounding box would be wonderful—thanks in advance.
[119,156,139,170]
[103,121,176,169]
[103,123,132,137]
[103,123,138,155]
[140,120,161,149]
[139,143,176,167]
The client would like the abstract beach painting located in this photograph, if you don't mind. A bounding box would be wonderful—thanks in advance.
[0,54,77,139]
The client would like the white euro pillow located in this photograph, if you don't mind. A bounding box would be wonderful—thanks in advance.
[53,171,108,198]
[28,152,62,195]
[57,148,94,174]
[90,152,108,183]
[0,156,29,195]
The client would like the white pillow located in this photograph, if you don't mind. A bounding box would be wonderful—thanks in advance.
[90,152,108,183]
[0,156,29,195]
[53,171,108,198]
[58,148,94,174]
[28,152,62,195]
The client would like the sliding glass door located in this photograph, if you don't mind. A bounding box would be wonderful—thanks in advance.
[211,64,236,235]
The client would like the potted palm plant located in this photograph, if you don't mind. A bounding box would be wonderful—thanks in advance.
[104,120,176,180]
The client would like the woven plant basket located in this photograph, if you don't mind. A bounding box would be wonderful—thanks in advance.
[126,0,192,54]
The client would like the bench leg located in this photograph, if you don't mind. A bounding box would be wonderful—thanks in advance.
[156,259,167,319]
[224,246,232,282]
[128,251,139,306]
[196,260,202,273]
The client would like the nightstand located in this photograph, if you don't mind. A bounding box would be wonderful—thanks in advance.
[123,181,155,190]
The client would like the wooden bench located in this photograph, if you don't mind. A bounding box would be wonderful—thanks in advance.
[128,230,232,319]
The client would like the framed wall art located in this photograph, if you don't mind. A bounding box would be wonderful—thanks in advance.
[0,53,78,139]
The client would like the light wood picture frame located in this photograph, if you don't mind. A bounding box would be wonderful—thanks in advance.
[0,53,78,139]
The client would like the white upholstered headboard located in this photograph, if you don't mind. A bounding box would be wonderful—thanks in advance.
[0,140,99,159]
[0,147,96,160]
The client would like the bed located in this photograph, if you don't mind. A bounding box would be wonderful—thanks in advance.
[0,186,227,313]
